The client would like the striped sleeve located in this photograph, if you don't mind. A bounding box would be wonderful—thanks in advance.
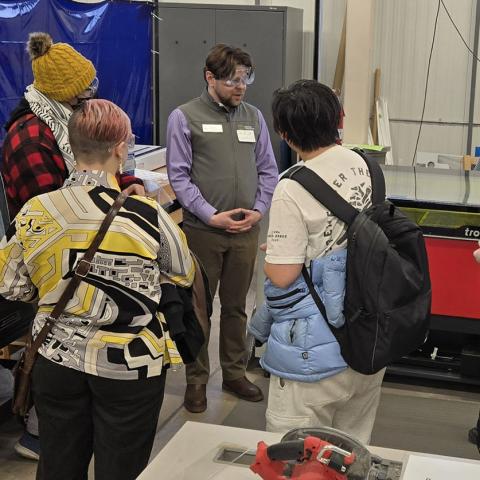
[156,204,194,287]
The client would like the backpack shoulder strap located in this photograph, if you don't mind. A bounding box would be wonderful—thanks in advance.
[283,150,387,223]
[284,166,358,226]
[352,148,386,205]
[301,264,328,320]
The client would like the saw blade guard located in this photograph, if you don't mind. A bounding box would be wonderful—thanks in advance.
[280,427,372,480]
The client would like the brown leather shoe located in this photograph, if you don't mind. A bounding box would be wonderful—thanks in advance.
[184,384,207,413]
[222,376,264,402]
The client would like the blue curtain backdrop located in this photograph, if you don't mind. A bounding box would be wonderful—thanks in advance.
[0,0,153,145]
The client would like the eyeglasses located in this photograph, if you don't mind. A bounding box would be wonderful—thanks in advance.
[77,77,99,102]
[107,134,136,153]
[127,133,136,151]
[86,77,99,97]
[217,68,255,87]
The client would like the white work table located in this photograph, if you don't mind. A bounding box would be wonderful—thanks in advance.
[137,421,480,479]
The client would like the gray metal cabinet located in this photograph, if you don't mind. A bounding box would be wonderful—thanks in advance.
[155,3,303,169]
[156,6,215,145]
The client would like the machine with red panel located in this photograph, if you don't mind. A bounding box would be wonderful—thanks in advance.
[389,197,480,384]
[426,235,479,319]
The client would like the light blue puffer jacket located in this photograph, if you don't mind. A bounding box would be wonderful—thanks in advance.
[248,249,348,382]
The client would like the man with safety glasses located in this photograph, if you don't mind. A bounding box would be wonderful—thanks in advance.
[167,44,278,413]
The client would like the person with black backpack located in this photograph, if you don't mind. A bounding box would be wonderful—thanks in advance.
[251,80,431,444]
[249,80,386,445]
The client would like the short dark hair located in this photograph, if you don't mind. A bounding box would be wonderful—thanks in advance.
[204,44,253,81]
[272,80,341,152]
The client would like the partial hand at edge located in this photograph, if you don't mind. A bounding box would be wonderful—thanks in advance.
[122,183,146,197]
[474,241,480,263]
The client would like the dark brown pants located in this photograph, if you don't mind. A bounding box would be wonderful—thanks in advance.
[183,225,259,383]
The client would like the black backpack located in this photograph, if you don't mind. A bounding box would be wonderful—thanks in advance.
[159,253,212,364]
[285,150,431,375]
[0,297,35,349]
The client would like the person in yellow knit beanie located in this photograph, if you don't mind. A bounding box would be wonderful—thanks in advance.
[2,31,143,219]
[29,31,96,102]
[0,32,143,463]
[1,32,101,219]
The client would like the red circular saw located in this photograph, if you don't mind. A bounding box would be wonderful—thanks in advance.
[250,427,371,480]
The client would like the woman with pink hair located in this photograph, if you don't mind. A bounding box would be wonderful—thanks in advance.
[0,99,194,480]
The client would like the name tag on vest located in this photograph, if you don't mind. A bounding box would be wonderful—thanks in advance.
[202,124,223,133]
[237,129,256,143]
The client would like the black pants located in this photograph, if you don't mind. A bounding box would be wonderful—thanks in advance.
[32,355,166,480]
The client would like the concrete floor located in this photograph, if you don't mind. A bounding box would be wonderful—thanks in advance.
[1,286,480,479]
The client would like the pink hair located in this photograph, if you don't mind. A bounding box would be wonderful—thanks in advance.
[68,99,131,157]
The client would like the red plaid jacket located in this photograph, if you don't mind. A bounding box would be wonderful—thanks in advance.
[1,113,142,219]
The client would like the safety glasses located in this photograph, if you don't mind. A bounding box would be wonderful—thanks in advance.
[86,77,99,97]
[217,68,255,87]
[127,133,136,151]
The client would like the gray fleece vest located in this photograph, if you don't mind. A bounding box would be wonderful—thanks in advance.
[179,90,260,230]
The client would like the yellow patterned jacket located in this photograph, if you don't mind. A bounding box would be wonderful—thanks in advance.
[0,170,194,380]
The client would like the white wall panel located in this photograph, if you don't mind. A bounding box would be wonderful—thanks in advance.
[374,0,476,162]
[390,122,468,166]
[375,0,474,122]
[318,0,347,86]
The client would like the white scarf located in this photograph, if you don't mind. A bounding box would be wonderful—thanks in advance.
[24,85,75,172]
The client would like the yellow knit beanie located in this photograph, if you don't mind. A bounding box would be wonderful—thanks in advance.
[27,32,96,102]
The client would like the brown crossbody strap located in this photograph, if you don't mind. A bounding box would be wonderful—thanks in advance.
[25,192,128,361]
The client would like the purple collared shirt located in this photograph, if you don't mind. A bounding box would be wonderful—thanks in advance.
[166,105,278,225]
